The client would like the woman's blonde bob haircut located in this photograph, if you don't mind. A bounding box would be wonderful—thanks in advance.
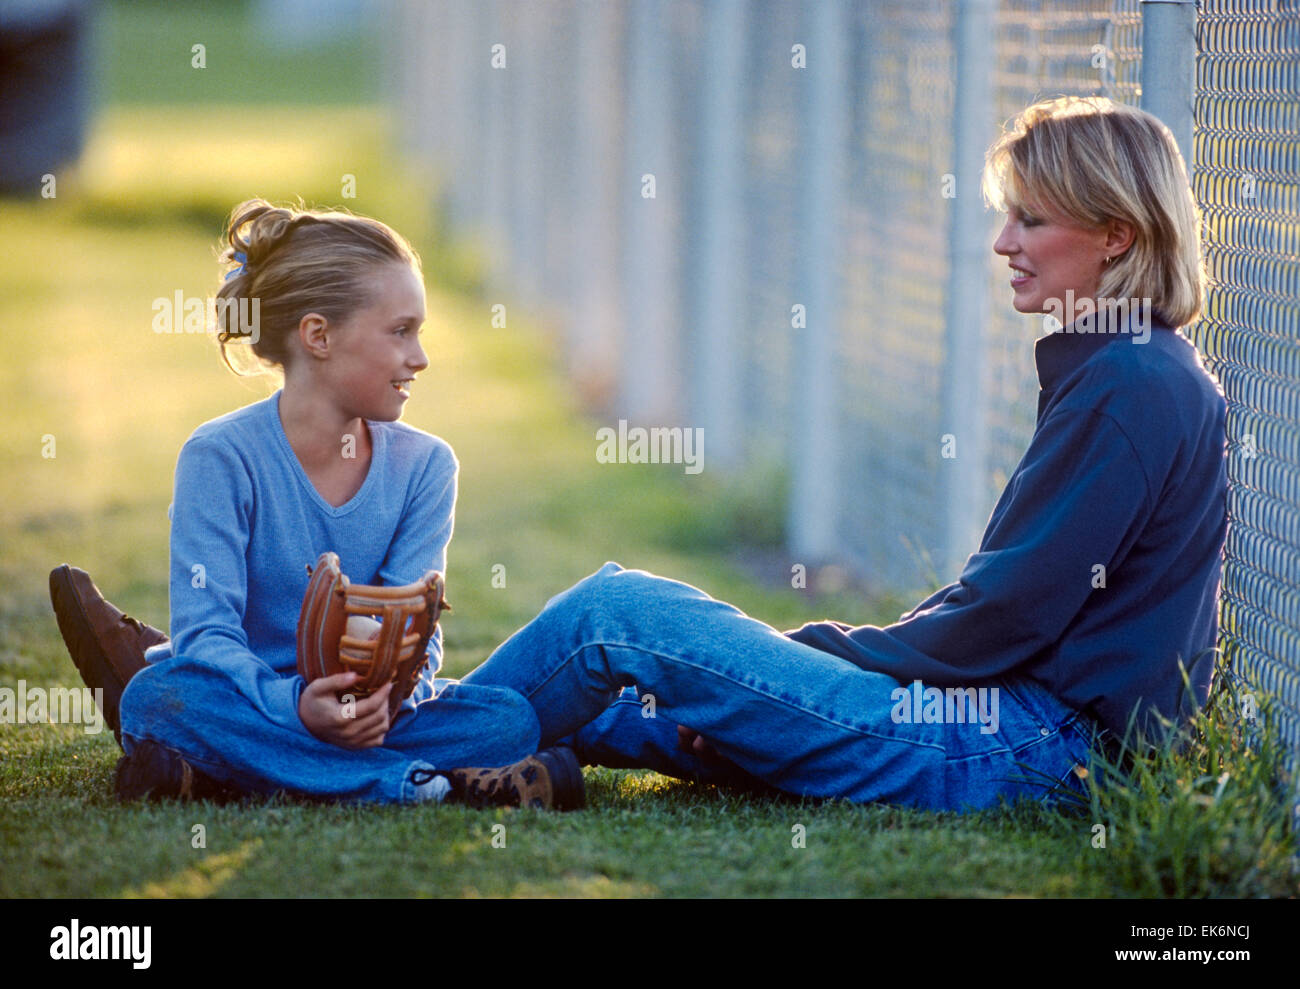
[982,96,1205,328]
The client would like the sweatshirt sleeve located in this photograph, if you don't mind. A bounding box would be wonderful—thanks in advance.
[375,440,458,675]
[168,435,310,736]
[784,407,1156,683]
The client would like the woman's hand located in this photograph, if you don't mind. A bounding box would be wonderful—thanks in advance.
[299,672,393,749]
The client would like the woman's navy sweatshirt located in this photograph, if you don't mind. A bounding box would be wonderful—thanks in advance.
[786,318,1229,740]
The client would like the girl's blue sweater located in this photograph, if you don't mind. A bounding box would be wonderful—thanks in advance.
[163,390,457,736]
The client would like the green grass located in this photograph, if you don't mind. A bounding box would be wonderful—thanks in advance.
[0,0,1294,899]
[1074,655,1299,897]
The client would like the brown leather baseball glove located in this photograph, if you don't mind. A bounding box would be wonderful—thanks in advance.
[296,551,450,717]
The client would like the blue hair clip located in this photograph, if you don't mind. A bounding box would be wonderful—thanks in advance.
[224,250,248,281]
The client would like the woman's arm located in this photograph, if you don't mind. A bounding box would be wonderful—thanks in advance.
[786,404,1155,681]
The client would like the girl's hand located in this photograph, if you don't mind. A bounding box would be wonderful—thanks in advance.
[299,672,393,749]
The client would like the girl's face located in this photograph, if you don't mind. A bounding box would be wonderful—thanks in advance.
[322,263,429,421]
[992,199,1113,319]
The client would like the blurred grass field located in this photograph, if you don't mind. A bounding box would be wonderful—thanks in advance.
[0,0,1294,898]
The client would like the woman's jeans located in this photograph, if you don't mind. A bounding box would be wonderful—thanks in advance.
[119,659,540,804]
[465,562,1098,811]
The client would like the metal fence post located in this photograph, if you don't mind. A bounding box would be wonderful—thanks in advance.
[510,0,546,305]
[1139,0,1197,170]
[941,0,995,577]
[694,0,747,468]
[789,0,849,563]
[480,0,513,302]
[569,0,623,407]
[621,0,679,424]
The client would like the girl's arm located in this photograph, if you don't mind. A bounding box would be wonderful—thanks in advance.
[168,434,313,736]
[375,439,458,675]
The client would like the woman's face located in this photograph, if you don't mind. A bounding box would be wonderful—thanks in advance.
[992,199,1114,320]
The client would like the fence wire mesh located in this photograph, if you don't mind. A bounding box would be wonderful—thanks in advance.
[1190,0,1300,768]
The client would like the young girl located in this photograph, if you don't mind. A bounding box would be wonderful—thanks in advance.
[50,199,584,809]
[460,96,1229,810]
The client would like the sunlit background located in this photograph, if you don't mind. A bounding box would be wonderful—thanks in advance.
[1,0,1298,901]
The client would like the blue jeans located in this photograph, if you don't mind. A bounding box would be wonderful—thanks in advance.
[465,562,1098,811]
[119,653,540,804]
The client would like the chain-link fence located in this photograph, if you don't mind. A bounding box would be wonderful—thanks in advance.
[1190,0,1300,767]
[388,0,1299,767]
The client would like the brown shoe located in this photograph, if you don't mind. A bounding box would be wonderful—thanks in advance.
[114,739,243,803]
[48,565,168,745]
[441,746,586,811]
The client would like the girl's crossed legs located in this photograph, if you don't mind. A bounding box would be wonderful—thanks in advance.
[120,659,540,804]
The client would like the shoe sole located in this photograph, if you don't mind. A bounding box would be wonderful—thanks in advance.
[536,747,586,811]
[49,565,126,742]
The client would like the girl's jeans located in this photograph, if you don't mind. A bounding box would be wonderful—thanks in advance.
[120,660,540,804]
[464,562,1098,811]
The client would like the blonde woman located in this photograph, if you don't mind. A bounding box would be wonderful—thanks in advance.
[463,97,1228,810]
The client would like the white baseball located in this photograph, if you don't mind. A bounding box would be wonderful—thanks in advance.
[346,616,383,641]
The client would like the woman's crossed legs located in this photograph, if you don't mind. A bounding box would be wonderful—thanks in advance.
[465,562,1094,811]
